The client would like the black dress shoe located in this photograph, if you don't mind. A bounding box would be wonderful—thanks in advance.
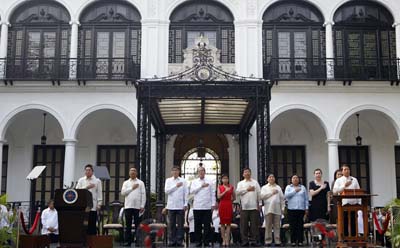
[176,243,184,247]
[203,243,211,247]
[168,243,177,247]
[123,243,131,247]
[196,243,203,247]
[250,242,261,247]
[241,242,249,247]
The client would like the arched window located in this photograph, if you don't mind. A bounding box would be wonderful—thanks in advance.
[79,1,141,79]
[333,1,396,80]
[180,148,221,185]
[7,1,71,79]
[262,1,325,80]
[169,0,235,63]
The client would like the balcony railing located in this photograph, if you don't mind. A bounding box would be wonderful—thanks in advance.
[0,57,141,81]
[76,57,140,80]
[334,58,398,81]
[263,57,400,81]
[263,57,327,80]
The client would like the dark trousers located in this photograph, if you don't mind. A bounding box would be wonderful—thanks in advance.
[87,211,97,235]
[125,208,140,244]
[168,209,185,244]
[240,210,260,244]
[288,209,305,244]
[193,209,212,245]
[48,233,59,243]
[343,211,357,237]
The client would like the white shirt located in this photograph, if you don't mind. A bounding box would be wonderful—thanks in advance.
[41,208,58,235]
[165,176,188,210]
[190,177,216,210]
[333,175,361,205]
[0,205,8,228]
[260,183,285,215]
[121,178,146,209]
[236,178,260,210]
[76,175,103,211]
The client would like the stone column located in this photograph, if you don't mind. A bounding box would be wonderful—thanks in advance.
[63,139,77,188]
[0,140,5,193]
[324,21,335,80]
[394,23,400,79]
[69,21,80,79]
[141,20,170,78]
[327,139,340,183]
[0,22,9,79]
[234,20,263,77]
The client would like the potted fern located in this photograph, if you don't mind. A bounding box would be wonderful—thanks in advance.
[385,198,400,247]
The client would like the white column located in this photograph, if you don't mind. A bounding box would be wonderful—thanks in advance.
[69,21,80,79]
[234,20,263,77]
[63,139,77,188]
[327,139,340,183]
[324,21,335,80]
[141,20,170,78]
[0,140,5,193]
[394,23,400,79]
[0,22,9,79]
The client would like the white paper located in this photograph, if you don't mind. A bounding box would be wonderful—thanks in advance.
[26,166,46,180]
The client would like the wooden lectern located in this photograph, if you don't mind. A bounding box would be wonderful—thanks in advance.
[54,189,93,247]
[334,189,375,247]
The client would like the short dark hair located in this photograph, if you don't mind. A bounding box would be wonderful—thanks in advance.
[243,167,251,173]
[314,168,322,174]
[85,164,93,171]
[47,199,54,205]
[172,166,181,171]
[267,173,275,178]
[341,164,350,171]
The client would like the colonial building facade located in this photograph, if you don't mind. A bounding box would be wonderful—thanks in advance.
[0,0,399,210]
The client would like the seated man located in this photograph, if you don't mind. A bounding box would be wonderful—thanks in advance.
[41,199,59,243]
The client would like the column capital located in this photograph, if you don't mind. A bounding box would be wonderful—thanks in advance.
[323,21,334,27]
[62,138,77,144]
[69,20,80,26]
[0,139,7,145]
[326,138,341,144]
[393,22,400,28]
[396,140,400,145]
[0,21,10,27]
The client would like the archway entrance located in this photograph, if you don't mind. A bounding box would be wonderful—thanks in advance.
[174,133,229,185]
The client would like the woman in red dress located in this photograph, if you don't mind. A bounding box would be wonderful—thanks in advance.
[217,174,235,246]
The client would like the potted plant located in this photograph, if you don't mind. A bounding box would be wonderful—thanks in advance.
[385,198,400,247]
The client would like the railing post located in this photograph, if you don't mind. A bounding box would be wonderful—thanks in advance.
[69,20,80,80]
[324,21,335,80]
[0,22,9,79]
[393,22,400,80]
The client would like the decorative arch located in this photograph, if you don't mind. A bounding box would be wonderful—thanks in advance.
[76,0,142,21]
[8,0,71,24]
[79,1,141,23]
[271,104,332,139]
[0,103,67,140]
[258,0,327,22]
[5,0,73,23]
[70,104,137,139]
[334,104,400,140]
[262,0,324,23]
[166,0,237,21]
[330,0,398,24]
[173,133,229,175]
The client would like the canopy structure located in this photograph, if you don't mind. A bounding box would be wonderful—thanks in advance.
[134,41,272,208]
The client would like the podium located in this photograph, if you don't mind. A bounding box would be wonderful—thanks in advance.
[54,189,93,246]
[334,189,376,247]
